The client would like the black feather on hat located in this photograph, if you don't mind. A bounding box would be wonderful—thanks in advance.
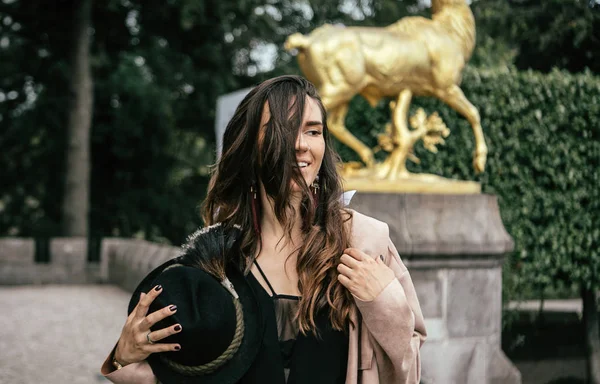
[128,223,263,384]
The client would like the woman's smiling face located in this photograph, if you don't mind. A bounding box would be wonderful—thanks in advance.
[258,96,325,192]
[293,96,325,190]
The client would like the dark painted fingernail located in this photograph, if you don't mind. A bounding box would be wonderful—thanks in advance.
[174,345,181,351]
[154,285,162,291]
[169,305,177,312]
[174,325,181,331]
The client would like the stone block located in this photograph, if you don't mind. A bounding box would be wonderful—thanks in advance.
[348,193,412,255]
[137,243,160,274]
[100,238,129,282]
[410,269,444,318]
[0,264,34,284]
[37,264,72,284]
[50,238,87,283]
[120,241,140,265]
[124,268,146,293]
[85,263,103,284]
[151,245,179,268]
[0,238,35,264]
[50,238,87,265]
[421,339,487,384]
[422,318,447,341]
[348,193,514,257]
[447,268,502,338]
[403,194,512,255]
[105,239,134,288]
[101,240,170,292]
[488,346,522,384]
[0,264,69,284]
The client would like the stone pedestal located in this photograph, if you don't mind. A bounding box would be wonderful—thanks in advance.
[349,193,521,384]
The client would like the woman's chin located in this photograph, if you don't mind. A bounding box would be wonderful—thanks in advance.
[290,179,314,193]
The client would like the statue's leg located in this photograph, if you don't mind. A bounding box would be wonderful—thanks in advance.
[376,89,414,179]
[323,97,375,168]
[391,89,413,145]
[436,85,488,173]
[384,89,414,178]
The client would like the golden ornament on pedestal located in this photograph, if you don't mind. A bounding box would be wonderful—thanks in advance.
[285,0,485,194]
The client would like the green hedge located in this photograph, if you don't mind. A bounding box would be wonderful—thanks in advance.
[340,66,600,300]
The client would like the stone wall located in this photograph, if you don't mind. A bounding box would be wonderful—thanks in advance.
[0,237,179,288]
[0,237,101,284]
[101,238,180,292]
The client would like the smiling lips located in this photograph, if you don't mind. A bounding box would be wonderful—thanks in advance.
[297,161,309,168]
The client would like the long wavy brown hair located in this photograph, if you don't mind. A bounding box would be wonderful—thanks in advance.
[202,75,354,334]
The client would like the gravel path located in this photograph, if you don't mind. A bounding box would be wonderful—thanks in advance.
[0,285,130,384]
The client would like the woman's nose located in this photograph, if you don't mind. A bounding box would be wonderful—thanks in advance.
[296,133,309,152]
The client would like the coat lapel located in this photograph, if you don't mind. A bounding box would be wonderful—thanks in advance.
[347,210,390,371]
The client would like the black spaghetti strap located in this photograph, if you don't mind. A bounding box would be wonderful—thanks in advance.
[254,261,277,296]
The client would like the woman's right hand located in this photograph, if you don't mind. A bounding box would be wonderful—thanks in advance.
[113,285,182,366]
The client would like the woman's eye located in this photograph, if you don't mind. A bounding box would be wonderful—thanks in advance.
[307,130,322,136]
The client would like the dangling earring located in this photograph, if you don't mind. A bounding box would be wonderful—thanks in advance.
[310,175,320,194]
[310,175,320,206]
[250,184,261,234]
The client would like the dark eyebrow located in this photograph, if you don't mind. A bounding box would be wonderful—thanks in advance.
[305,121,323,127]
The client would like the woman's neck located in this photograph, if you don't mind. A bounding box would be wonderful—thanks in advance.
[259,188,303,250]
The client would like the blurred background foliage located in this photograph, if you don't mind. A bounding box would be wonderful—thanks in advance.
[0,0,425,243]
[0,0,598,300]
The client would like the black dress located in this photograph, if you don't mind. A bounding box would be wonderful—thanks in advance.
[240,262,348,384]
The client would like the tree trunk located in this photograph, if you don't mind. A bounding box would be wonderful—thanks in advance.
[583,287,600,384]
[62,0,93,236]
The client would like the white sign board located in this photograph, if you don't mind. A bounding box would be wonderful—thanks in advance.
[214,87,252,159]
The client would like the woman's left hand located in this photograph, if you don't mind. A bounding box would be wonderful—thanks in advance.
[337,248,395,302]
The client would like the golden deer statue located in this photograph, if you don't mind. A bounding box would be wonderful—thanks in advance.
[285,0,487,186]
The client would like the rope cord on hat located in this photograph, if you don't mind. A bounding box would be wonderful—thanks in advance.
[159,297,245,376]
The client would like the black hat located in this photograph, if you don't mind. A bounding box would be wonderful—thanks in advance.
[128,224,262,384]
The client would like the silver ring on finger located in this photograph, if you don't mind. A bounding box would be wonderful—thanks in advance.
[146,331,156,345]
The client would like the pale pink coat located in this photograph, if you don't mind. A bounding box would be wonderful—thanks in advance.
[101,210,427,384]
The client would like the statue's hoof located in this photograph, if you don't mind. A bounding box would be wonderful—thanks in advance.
[473,155,487,174]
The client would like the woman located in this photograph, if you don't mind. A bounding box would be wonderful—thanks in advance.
[101,75,426,383]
